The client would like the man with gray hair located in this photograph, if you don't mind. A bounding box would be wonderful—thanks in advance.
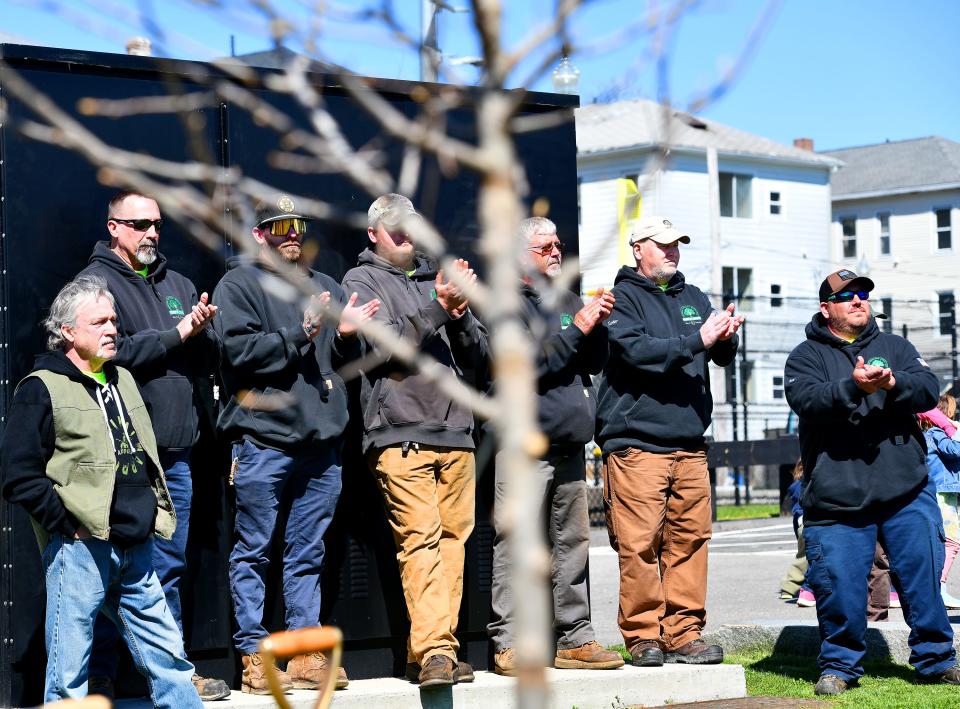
[487,216,622,675]
[1,276,201,708]
[342,193,488,687]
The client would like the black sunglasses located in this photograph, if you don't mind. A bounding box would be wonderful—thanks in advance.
[828,290,870,303]
[528,241,563,256]
[111,218,163,232]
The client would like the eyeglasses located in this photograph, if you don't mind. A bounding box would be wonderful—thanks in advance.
[528,241,563,256]
[111,218,163,232]
[266,218,307,236]
[828,290,870,303]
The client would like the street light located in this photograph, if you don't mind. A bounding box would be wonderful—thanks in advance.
[552,56,580,95]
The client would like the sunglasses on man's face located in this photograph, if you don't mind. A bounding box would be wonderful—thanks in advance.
[112,218,163,232]
[828,290,870,303]
[266,218,307,236]
[528,241,563,256]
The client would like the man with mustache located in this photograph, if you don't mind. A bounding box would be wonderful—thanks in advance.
[78,191,227,701]
[214,195,379,695]
[1,276,201,708]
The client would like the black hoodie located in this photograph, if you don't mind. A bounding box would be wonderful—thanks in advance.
[341,249,489,453]
[1,351,158,546]
[213,256,358,450]
[79,242,218,450]
[784,314,938,523]
[596,266,738,454]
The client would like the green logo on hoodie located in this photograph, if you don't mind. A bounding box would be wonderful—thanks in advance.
[680,305,701,324]
[166,296,185,318]
[867,356,890,369]
[560,313,574,330]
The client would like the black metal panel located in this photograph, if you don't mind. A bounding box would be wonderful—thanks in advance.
[0,44,581,704]
[707,436,800,468]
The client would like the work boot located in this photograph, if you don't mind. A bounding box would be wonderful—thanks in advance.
[555,640,625,670]
[815,673,854,695]
[918,664,960,684]
[87,676,115,701]
[241,652,292,695]
[629,640,664,668]
[287,651,349,690]
[493,647,517,676]
[664,639,723,665]
[418,655,455,687]
[192,673,232,701]
[406,660,473,683]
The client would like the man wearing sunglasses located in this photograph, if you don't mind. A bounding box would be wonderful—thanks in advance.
[78,191,227,702]
[785,269,960,695]
[214,195,379,695]
[487,217,622,676]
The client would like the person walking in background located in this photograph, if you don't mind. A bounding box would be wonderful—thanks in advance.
[779,461,815,607]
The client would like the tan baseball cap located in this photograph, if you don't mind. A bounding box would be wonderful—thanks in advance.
[819,269,875,303]
[628,216,691,245]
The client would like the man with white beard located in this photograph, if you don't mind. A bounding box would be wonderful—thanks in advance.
[78,190,227,701]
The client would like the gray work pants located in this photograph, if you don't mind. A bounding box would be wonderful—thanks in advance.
[487,449,595,651]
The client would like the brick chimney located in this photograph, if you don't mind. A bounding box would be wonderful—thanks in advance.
[793,137,814,151]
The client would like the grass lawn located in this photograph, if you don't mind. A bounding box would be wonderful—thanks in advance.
[715,503,780,521]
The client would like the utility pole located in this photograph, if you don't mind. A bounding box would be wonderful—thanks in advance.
[740,321,750,505]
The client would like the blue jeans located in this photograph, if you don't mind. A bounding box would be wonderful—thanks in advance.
[90,447,192,679]
[229,439,342,654]
[42,535,200,708]
[804,478,955,681]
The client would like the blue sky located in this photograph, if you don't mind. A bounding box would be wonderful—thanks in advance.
[0,0,956,150]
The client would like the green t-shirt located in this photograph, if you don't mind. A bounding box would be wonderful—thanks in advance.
[135,266,149,278]
[82,369,107,386]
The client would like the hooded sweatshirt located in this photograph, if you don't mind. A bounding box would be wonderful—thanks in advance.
[341,249,489,453]
[79,241,218,450]
[596,266,738,454]
[784,314,938,523]
[1,351,158,546]
[213,255,358,450]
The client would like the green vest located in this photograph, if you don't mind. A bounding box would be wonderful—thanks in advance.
[23,367,175,549]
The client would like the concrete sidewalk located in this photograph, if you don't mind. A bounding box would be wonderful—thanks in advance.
[115,665,746,709]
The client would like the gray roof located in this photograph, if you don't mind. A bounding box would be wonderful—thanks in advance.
[822,137,960,199]
[575,98,840,168]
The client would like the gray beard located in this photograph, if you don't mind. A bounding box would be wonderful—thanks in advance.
[136,244,158,266]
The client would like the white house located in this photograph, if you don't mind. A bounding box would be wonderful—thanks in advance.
[575,99,841,442]
[822,137,960,390]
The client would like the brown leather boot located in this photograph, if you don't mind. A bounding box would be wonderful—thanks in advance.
[241,652,293,695]
[418,655,455,687]
[554,640,625,670]
[287,651,349,690]
[493,647,517,676]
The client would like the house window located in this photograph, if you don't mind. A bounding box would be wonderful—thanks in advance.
[937,208,952,250]
[770,283,782,308]
[939,291,955,336]
[841,217,857,259]
[722,266,753,312]
[770,191,781,215]
[772,375,784,400]
[719,173,752,218]
[878,212,890,255]
[880,296,892,334]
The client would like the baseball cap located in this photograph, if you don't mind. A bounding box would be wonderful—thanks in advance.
[627,216,691,245]
[254,194,310,227]
[819,269,875,303]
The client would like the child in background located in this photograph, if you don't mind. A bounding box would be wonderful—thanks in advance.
[918,393,960,609]
[779,461,815,605]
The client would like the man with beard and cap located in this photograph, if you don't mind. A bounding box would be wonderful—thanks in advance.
[785,269,960,696]
[214,194,379,695]
[1,275,201,708]
[486,216,623,676]
[341,193,488,687]
[78,191,228,701]
[596,215,743,669]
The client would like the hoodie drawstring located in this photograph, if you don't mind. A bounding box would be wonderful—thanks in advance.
[95,384,136,454]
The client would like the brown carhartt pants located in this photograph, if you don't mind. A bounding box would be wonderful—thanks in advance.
[602,448,712,653]
[370,445,475,665]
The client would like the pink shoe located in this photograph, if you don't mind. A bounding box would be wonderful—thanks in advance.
[797,589,816,607]
[889,592,901,609]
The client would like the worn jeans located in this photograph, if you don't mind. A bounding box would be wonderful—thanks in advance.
[229,439,342,654]
[804,478,955,681]
[602,448,712,652]
[370,445,475,665]
[90,447,192,679]
[488,449,594,651]
[42,535,200,708]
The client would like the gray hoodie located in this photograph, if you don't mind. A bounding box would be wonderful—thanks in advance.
[341,249,489,452]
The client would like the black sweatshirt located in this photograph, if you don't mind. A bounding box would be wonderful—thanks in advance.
[213,256,359,450]
[1,351,157,546]
[79,242,218,450]
[785,314,939,523]
[596,266,738,454]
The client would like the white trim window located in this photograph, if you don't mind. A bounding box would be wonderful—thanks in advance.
[878,212,891,256]
[939,291,955,337]
[719,173,752,218]
[769,191,782,215]
[936,208,952,250]
[841,217,857,259]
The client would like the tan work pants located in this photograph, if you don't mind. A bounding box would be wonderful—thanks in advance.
[602,448,711,652]
[371,445,475,664]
